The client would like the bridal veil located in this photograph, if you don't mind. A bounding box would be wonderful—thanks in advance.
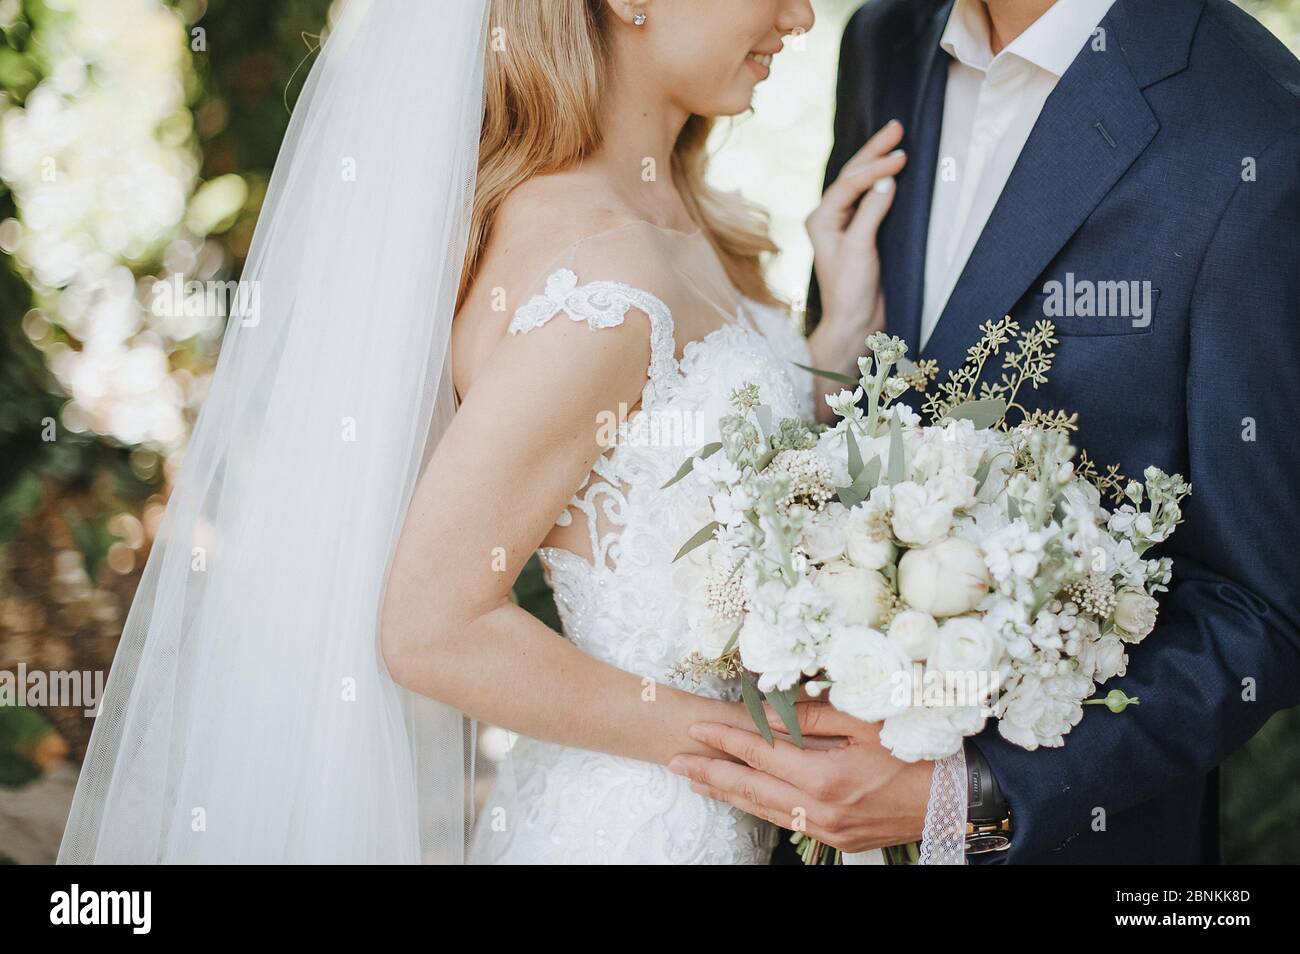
[59,0,490,863]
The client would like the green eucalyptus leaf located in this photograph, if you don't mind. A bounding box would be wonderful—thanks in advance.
[861,455,882,491]
[845,423,864,480]
[945,398,1007,430]
[836,456,881,508]
[793,362,857,386]
[672,521,720,563]
[973,451,992,488]
[887,412,906,485]
[722,622,742,655]
[836,484,864,508]
[741,674,775,746]
[661,441,723,489]
[764,687,804,748]
[756,404,773,438]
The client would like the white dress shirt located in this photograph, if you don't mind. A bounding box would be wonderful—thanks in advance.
[919,0,1117,349]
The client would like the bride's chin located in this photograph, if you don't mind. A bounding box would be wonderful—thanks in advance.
[706,88,761,119]
[680,76,763,120]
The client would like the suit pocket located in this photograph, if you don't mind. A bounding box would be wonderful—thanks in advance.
[1020,287,1159,337]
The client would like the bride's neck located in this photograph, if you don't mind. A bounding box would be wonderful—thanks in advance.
[587,63,696,230]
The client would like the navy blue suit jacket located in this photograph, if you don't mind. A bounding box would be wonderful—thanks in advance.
[820,0,1300,863]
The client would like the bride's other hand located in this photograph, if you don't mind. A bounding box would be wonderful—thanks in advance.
[808,120,906,327]
[671,702,932,851]
[805,120,907,393]
[700,700,847,762]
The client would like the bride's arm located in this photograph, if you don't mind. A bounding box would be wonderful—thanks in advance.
[381,299,742,768]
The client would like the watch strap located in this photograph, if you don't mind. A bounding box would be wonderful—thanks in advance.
[963,740,1012,855]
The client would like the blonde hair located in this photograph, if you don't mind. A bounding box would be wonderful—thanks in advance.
[461,0,778,308]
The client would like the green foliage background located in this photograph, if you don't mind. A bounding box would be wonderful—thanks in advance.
[1,0,1296,863]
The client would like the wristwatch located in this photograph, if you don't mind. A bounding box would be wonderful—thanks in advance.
[963,740,1012,855]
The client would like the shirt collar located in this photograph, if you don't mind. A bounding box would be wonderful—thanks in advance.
[940,0,1118,78]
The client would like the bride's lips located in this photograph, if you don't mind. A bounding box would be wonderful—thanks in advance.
[745,50,777,81]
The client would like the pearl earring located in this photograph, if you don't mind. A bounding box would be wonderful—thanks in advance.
[633,12,647,26]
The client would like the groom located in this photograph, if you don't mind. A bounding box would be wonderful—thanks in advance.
[671,0,1300,863]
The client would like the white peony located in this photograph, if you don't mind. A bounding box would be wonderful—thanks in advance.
[911,424,983,483]
[887,609,939,661]
[1113,589,1159,643]
[844,504,896,569]
[802,502,850,564]
[1079,632,1128,682]
[930,472,979,511]
[929,616,1004,677]
[683,590,740,659]
[814,559,892,628]
[879,705,985,762]
[889,481,956,546]
[897,537,991,618]
[824,625,911,723]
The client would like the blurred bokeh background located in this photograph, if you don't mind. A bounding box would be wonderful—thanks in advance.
[1,0,1297,864]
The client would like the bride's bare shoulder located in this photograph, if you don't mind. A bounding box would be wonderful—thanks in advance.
[467,171,667,311]
[454,172,670,392]
[497,171,634,245]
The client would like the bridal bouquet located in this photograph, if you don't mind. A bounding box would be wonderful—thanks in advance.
[670,320,1189,771]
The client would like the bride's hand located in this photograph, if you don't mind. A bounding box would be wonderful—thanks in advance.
[806,120,908,375]
[705,694,848,758]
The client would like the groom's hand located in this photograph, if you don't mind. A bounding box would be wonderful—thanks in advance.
[669,702,933,853]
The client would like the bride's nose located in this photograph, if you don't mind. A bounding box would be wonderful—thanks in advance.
[778,0,816,37]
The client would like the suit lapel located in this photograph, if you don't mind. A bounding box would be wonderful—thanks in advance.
[879,1,953,355]
[921,9,1159,367]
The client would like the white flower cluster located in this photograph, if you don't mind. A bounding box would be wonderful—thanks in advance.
[676,334,1189,762]
[1,1,228,452]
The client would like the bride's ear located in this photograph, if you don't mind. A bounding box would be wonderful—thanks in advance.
[605,1,652,28]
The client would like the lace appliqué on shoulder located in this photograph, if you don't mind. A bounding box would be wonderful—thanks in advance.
[508,268,676,403]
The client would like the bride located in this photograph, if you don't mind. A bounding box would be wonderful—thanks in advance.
[59,0,907,864]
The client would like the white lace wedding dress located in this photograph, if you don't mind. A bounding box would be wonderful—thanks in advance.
[467,224,816,864]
